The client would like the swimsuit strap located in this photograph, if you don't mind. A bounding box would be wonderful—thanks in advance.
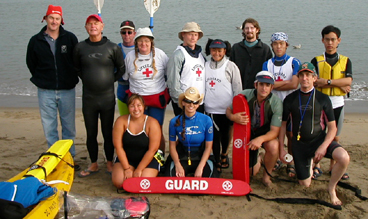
[143,115,148,133]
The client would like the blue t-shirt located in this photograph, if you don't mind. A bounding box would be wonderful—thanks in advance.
[169,112,213,152]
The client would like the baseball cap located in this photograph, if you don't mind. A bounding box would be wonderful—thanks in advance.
[209,39,226,49]
[255,71,275,85]
[271,32,288,43]
[42,5,64,25]
[85,14,103,25]
[120,20,135,30]
[297,62,317,75]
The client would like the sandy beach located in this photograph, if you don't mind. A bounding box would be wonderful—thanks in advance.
[0,107,367,218]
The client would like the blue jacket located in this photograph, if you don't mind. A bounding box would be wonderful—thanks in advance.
[26,25,79,90]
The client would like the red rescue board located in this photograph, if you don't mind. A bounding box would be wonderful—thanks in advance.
[123,177,251,196]
[232,94,251,183]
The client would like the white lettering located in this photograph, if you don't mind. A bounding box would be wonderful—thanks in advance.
[165,179,209,191]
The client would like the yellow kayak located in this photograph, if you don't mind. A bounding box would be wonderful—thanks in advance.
[7,140,74,219]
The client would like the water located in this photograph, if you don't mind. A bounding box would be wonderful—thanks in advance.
[1,0,367,108]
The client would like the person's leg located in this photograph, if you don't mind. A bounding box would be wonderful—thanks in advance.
[117,99,129,116]
[329,145,350,205]
[292,138,314,186]
[141,159,160,177]
[58,88,76,157]
[100,104,115,172]
[145,107,166,152]
[262,139,279,186]
[330,106,345,174]
[38,88,59,147]
[112,158,128,189]
[219,115,231,168]
[208,114,221,172]
[82,101,99,172]
[171,101,182,116]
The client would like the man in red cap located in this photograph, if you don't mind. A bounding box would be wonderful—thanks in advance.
[73,14,125,177]
[26,5,79,170]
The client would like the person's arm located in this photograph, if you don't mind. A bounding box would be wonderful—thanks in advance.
[278,121,288,163]
[226,106,249,125]
[194,141,212,177]
[273,75,299,91]
[168,118,185,177]
[113,44,126,81]
[314,120,337,164]
[167,49,185,103]
[112,116,132,177]
[314,58,353,91]
[314,96,337,163]
[226,61,243,96]
[72,44,82,79]
[26,37,36,75]
[248,125,280,150]
[134,117,161,177]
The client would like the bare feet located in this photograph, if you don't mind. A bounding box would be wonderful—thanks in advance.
[329,189,342,206]
[262,178,273,187]
[107,161,114,173]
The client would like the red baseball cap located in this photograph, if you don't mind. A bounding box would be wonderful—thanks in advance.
[85,14,103,25]
[42,5,64,25]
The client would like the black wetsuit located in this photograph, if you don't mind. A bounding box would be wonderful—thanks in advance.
[283,88,341,180]
[73,36,125,162]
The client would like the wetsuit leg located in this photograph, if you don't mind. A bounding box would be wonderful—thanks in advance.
[209,113,221,164]
[172,101,182,116]
[100,104,115,162]
[82,101,99,163]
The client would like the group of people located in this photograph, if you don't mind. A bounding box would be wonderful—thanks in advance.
[26,4,352,206]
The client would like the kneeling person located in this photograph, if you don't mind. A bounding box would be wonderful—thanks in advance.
[279,62,350,205]
[112,94,161,188]
[226,71,282,186]
[165,87,217,177]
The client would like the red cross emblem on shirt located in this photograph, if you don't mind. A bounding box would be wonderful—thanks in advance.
[142,68,153,77]
[275,76,283,81]
[209,80,216,87]
[196,68,202,77]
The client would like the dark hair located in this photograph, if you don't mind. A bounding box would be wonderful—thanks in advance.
[205,38,231,57]
[127,93,145,107]
[241,18,261,39]
[175,107,186,140]
[321,25,341,38]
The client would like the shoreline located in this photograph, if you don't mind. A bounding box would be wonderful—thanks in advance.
[1,94,367,113]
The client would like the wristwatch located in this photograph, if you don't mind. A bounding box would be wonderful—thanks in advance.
[327,79,331,85]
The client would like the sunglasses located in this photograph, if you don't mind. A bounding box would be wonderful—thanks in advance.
[121,31,133,35]
[183,99,200,105]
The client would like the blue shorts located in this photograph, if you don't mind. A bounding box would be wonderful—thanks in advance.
[145,107,165,126]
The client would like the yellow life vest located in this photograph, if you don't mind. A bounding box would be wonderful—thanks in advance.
[315,54,348,96]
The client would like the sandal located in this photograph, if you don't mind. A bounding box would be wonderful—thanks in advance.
[220,154,229,169]
[286,164,296,178]
[312,167,323,180]
[273,160,283,171]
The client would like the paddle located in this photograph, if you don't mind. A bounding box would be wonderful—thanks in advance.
[144,0,161,31]
[94,0,104,17]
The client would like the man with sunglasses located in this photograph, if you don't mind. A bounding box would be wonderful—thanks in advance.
[226,71,282,187]
[26,5,79,169]
[117,20,136,116]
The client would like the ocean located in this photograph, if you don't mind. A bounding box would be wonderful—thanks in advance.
[1,0,367,110]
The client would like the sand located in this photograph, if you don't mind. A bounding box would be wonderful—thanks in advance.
[0,108,367,219]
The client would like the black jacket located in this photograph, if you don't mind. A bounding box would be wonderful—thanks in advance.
[230,39,272,89]
[26,25,79,89]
